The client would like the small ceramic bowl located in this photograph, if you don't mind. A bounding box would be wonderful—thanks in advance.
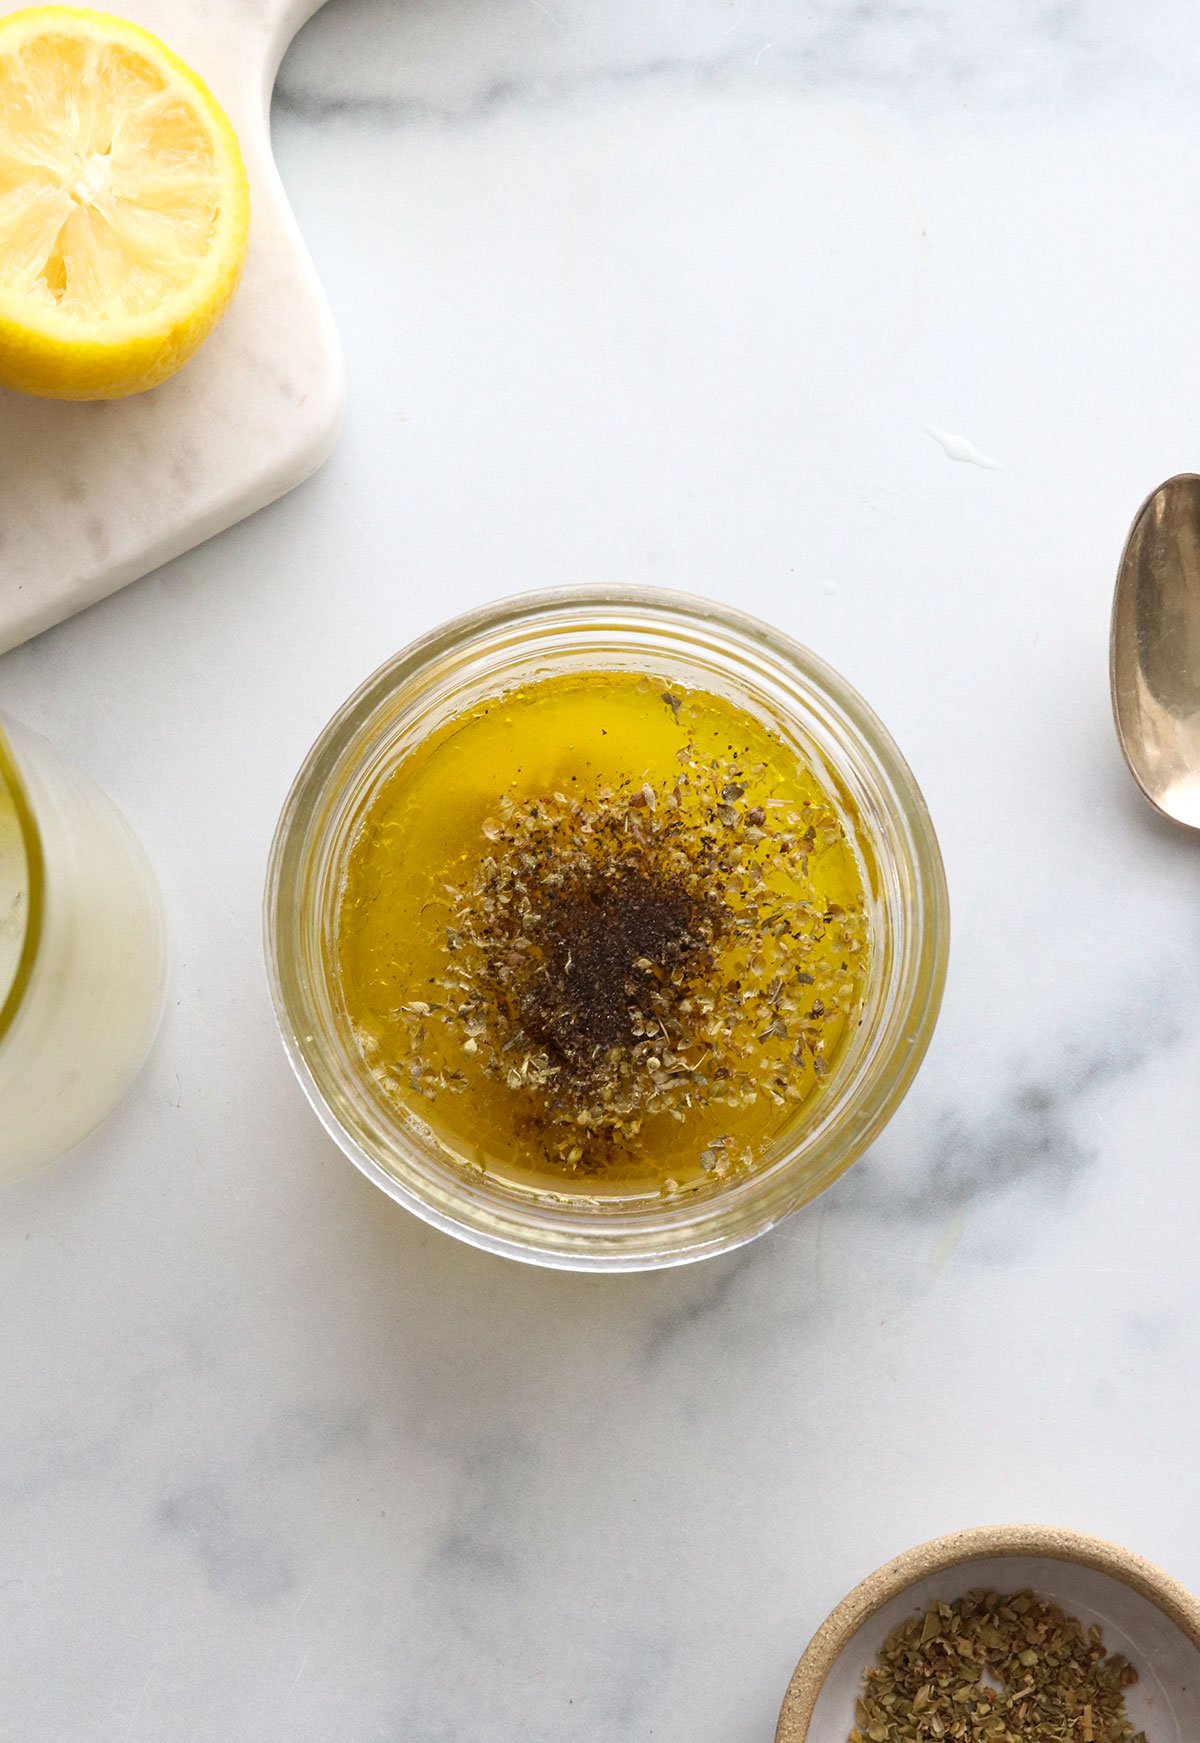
[777,1525,1200,1743]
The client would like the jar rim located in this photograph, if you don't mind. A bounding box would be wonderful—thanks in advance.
[0,719,45,1050]
[264,585,950,1270]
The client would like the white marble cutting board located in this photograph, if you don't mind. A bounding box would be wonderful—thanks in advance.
[0,0,342,654]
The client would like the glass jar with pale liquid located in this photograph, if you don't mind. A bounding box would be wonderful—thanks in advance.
[0,716,167,1182]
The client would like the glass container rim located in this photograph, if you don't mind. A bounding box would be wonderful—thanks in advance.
[0,719,45,1049]
[264,584,950,1270]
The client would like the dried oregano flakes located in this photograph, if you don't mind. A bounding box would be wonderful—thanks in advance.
[396,730,868,1176]
[850,1589,1145,1743]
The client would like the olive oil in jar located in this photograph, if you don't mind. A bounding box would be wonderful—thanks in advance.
[333,671,870,1196]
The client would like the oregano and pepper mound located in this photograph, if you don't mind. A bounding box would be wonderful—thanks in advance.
[399,728,868,1175]
[852,1589,1146,1743]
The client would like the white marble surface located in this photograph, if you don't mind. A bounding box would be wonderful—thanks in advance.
[2,2,1200,1737]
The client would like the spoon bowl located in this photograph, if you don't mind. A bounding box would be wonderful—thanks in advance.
[1111,473,1200,828]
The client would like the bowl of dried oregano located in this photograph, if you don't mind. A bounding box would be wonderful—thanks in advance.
[775,1525,1200,1743]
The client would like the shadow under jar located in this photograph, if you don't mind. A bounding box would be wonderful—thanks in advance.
[264,587,948,1270]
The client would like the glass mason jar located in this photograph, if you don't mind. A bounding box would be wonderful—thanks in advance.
[0,716,167,1182]
[265,588,949,1270]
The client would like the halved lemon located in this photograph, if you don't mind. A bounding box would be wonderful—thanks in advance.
[0,6,249,399]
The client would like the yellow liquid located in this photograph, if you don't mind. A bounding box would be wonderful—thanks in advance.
[333,671,870,1195]
[0,778,27,1006]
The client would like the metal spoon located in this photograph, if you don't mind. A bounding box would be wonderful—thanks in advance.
[1111,473,1200,828]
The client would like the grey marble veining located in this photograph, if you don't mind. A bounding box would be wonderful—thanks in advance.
[2,0,1200,1738]
[836,981,1190,1224]
[274,0,1200,123]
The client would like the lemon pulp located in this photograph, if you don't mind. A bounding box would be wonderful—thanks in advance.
[0,7,248,398]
